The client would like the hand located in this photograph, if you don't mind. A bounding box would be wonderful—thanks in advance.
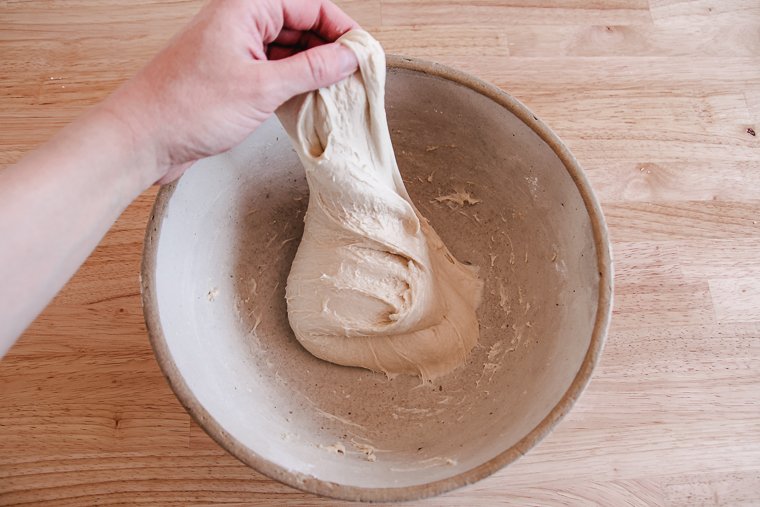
[102,0,359,186]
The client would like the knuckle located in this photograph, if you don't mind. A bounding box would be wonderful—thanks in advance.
[304,50,330,85]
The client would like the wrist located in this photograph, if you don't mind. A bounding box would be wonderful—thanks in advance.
[95,78,171,190]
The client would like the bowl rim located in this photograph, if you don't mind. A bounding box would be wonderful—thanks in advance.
[141,54,614,503]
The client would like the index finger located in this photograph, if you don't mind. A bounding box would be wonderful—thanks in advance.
[279,0,359,42]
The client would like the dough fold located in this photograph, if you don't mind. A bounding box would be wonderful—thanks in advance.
[278,30,483,380]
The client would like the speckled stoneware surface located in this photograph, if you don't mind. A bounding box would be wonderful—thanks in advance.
[142,56,613,502]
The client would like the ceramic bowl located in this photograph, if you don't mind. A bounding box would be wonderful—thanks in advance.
[142,55,613,502]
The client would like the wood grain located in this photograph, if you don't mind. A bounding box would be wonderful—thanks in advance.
[1,0,759,505]
[380,0,653,26]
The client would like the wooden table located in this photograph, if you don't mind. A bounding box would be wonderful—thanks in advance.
[2,1,759,505]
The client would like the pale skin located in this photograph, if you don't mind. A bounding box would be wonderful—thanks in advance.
[0,0,359,356]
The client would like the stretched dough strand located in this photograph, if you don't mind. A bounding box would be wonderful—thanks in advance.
[278,30,483,380]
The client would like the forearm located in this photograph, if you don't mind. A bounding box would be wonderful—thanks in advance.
[0,104,153,353]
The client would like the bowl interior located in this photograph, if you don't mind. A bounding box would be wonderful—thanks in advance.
[145,64,607,498]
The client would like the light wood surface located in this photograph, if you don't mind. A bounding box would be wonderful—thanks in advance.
[1,0,759,505]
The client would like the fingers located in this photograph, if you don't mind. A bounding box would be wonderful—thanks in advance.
[268,28,327,61]
[266,30,325,60]
[270,42,358,100]
[273,28,325,48]
[279,0,359,42]
[267,45,298,61]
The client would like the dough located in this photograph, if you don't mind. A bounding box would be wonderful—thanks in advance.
[278,30,483,380]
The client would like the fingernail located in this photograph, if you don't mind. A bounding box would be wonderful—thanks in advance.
[338,46,358,76]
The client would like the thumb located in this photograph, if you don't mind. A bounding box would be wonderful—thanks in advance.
[272,42,358,100]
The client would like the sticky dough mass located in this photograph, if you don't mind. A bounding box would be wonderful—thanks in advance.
[278,30,483,380]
